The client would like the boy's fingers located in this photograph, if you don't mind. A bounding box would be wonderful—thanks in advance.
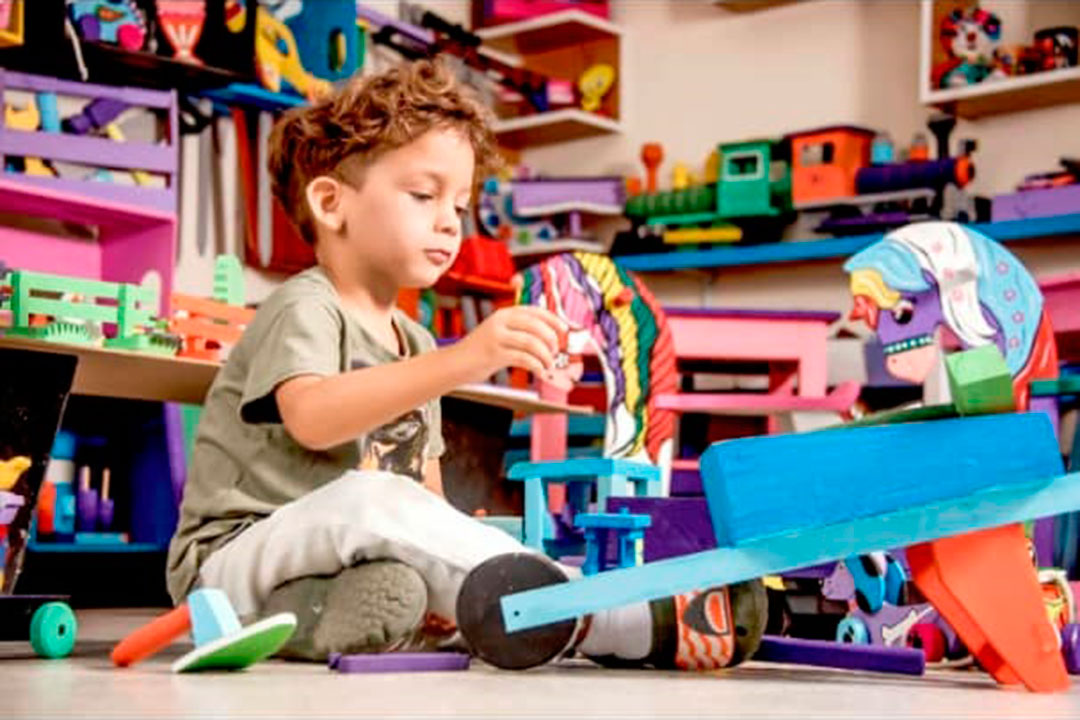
[506,313,560,353]
[507,330,555,371]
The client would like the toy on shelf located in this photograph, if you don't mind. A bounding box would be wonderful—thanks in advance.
[401,5,575,116]
[112,587,296,671]
[168,255,254,361]
[1034,27,1079,71]
[157,0,207,64]
[478,173,624,256]
[578,63,614,113]
[0,1,24,47]
[68,0,148,52]
[992,159,1080,222]
[2,269,177,354]
[845,221,1058,410]
[0,70,179,214]
[932,5,1004,88]
[247,1,332,102]
[613,115,983,256]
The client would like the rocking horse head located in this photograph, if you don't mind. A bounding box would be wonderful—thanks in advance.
[517,252,677,490]
[844,222,1057,409]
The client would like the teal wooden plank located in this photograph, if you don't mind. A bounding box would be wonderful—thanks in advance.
[702,413,1062,546]
[507,458,660,482]
[510,415,606,438]
[616,213,1080,272]
[501,471,1080,632]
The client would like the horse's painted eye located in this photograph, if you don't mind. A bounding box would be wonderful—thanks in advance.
[893,299,915,325]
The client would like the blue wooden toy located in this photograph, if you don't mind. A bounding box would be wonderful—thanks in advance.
[574,508,651,575]
[496,411,1077,692]
[506,458,661,555]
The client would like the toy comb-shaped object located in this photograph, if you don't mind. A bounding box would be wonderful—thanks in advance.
[111,588,295,672]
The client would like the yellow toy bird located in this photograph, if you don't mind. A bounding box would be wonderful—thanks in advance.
[0,456,31,491]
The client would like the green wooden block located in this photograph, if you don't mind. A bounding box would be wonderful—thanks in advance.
[945,345,1016,416]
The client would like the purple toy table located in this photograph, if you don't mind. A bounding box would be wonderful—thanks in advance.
[992,184,1080,222]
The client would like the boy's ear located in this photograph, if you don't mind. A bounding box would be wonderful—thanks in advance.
[305,176,346,234]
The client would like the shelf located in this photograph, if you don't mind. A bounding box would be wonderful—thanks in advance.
[493,109,621,148]
[923,66,1080,119]
[714,1,804,11]
[0,335,589,414]
[27,541,164,554]
[615,212,1080,272]
[510,238,607,260]
[200,83,308,113]
[475,9,621,56]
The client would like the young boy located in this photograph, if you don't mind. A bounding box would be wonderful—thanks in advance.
[166,59,765,670]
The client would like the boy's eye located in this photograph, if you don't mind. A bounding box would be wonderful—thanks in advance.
[409,191,434,202]
[455,206,469,219]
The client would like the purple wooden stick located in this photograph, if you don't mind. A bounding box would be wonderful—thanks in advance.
[754,636,925,676]
[329,652,471,674]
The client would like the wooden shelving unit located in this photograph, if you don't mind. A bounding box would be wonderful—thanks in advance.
[616,212,1080,272]
[476,10,623,148]
[492,109,622,148]
[919,0,1080,118]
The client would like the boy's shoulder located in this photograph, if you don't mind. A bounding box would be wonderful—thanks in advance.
[261,266,339,311]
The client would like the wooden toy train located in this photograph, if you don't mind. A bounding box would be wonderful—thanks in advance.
[612,115,985,255]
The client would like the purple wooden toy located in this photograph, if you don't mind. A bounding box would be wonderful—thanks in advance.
[329,652,471,674]
[1063,623,1080,675]
[755,635,925,676]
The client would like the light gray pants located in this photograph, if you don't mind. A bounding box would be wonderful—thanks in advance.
[199,470,530,621]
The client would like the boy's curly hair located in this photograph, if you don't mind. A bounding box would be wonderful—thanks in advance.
[268,58,500,245]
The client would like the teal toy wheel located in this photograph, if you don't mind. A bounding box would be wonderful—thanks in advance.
[836,616,870,645]
[30,602,78,659]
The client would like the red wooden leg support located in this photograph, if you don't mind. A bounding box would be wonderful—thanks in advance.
[908,524,1068,693]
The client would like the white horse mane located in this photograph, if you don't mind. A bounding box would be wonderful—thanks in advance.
[888,223,997,348]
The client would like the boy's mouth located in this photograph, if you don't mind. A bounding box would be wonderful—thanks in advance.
[424,249,452,266]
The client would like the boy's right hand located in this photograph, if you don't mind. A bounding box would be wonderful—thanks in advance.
[453,305,567,383]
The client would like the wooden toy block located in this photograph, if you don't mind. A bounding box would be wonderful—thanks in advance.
[755,635,925,676]
[188,588,242,648]
[662,226,742,245]
[946,345,1016,416]
[111,588,296,672]
[703,413,1061,547]
[329,651,470,673]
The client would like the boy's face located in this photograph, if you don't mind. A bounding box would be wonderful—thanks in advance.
[341,126,475,289]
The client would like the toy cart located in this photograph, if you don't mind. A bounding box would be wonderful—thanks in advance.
[0,346,79,657]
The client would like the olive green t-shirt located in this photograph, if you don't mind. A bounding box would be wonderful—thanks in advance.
[166,266,445,604]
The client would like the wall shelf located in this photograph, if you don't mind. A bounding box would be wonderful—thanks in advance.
[919,0,1080,118]
[493,109,621,148]
[475,9,621,56]
[616,212,1080,272]
[477,9,622,150]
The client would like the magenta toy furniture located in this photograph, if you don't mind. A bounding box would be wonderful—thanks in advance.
[1040,271,1080,363]
[530,306,845,465]
[0,178,176,314]
[0,70,179,215]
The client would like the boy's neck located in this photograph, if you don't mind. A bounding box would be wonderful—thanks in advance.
[318,261,401,354]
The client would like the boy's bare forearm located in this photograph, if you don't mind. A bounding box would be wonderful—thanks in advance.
[277,344,478,450]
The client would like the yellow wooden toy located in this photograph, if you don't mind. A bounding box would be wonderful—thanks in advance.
[578,63,615,113]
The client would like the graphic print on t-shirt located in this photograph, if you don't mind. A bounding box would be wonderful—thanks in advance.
[358,408,429,481]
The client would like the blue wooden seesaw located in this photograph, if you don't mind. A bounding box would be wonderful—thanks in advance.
[492,412,1078,692]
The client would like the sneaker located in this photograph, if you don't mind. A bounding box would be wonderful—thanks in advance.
[261,560,428,661]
